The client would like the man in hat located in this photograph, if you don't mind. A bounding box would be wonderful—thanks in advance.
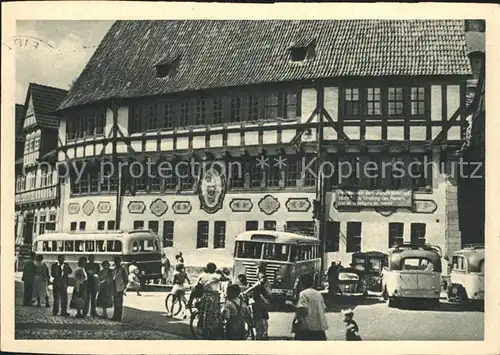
[342,308,361,341]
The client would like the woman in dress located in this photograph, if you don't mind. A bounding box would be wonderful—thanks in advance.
[96,260,114,319]
[32,254,50,307]
[72,257,88,318]
[198,262,230,338]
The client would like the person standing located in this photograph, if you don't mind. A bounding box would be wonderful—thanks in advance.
[96,260,114,319]
[253,263,271,340]
[84,254,100,317]
[51,255,72,316]
[32,254,50,307]
[111,256,128,322]
[222,284,252,340]
[161,253,171,284]
[22,252,36,306]
[198,262,230,338]
[288,273,328,341]
[327,262,339,296]
[72,257,88,318]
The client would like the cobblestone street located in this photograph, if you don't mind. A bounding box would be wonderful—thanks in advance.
[14,279,184,340]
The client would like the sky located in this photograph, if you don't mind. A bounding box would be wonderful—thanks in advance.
[13,20,114,104]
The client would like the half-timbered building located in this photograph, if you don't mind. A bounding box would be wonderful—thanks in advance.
[458,20,485,246]
[15,83,68,246]
[55,20,477,272]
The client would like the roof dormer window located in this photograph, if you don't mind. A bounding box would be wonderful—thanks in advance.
[288,38,316,63]
[155,54,181,78]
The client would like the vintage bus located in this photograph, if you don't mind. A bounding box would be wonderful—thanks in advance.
[32,230,163,287]
[382,243,442,308]
[232,230,321,301]
[447,245,484,304]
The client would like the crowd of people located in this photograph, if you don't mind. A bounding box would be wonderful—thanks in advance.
[21,252,130,321]
[22,252,361,341]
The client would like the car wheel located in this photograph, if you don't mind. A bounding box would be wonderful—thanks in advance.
[388,297,397,308]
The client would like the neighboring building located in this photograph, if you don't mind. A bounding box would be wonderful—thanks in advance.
[458,20,485,246]
[15,104,25,241]
[55,20,472,271]
[15,83,68,246]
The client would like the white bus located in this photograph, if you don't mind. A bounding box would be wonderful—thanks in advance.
[33,230,163,287]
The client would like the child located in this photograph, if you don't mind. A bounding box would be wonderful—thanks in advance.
[342,308,361,341]
[127,263,142,296]
[222,284,251,340]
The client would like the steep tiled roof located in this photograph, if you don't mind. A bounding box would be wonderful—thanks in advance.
[28,83,68,128]
[59,20,472,110]
[15,104,24,141]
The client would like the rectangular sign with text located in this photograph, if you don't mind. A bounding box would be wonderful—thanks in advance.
[335,189,413,208]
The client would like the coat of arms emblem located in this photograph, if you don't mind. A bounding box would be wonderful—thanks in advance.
[198,167,226,214]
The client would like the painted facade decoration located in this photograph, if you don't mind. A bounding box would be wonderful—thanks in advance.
[413,200,438,214]
[150,198,168,217]
[198,167,226,214]
[229,198,253,212]
[258,195,280,215]
[82,200,95,216]
[128,201,146,214]
[285,198,311,212]
[172,201,192,215]
[68,203,80,214]
[97,201,111,214]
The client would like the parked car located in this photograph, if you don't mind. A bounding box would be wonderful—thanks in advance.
[446,245,484,304]
[337,266,367,298]
[382,243,442,308]
[351,251,388,294]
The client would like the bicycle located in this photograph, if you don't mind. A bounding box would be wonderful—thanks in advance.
[189,282,259,340]
[165,285,200,318]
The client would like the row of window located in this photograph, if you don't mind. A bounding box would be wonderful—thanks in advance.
[39,239,123,253]
[23,131,41,154]
[343,86,427,118]
[128,91,300,134]
[69,154,432,196]
[32,212,57,236]
[324,221,427,253]
[16,170,56,192]
[66,108,106,141]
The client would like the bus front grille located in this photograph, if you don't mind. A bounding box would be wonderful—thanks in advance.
[242,262,281,286]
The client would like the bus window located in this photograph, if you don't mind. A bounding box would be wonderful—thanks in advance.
[42,241,52,252]
[75,240,85,252]
[85,241,95,252]
[55,241,64,252]
[51,241,59,251]
[263,243,289,261]
[235,241,263,259]
[132,241,139,252]
[107,240,122,252]
[479,260,484,274]
[65,241,74,252]
[290,245,298,261]
[96,240,106,252]
[139,240,156,252]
